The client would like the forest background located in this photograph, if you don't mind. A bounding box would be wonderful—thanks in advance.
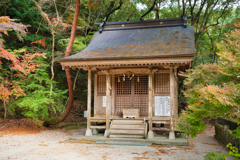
[0,0,240,149]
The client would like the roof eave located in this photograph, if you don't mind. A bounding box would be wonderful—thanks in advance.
[57,53,196,62]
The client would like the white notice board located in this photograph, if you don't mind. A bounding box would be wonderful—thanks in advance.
[155,96,170,116]
[84,111,88,117]
[102,96,106,107]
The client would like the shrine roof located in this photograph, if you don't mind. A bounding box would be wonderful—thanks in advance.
[58,18,196,62]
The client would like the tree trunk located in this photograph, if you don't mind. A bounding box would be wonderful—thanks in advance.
[43,0,81,127]
[3,101,7,119]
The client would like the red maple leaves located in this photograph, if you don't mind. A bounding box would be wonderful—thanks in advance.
[0,80,25,102]
[0,48,46,102]
[0,47,24,73]
[31,38,47,48]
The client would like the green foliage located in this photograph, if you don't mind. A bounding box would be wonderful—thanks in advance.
[58,35,91,52]
[204,151,228,160]
[9,56,68,120]
[227,143,240,159]
[230,126,240,139]
[177,21,240,137]
[7,0,42,29]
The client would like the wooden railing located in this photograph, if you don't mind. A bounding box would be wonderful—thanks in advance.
[215,117,240,150]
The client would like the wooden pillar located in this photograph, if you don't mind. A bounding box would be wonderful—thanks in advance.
[104,72,110,137]
[174,68,178,119]
[85,68,92,136]
[169,67,175,139]
[148,69,154,138]
[111,74,115,117]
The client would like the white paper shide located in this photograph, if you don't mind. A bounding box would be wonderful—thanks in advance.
[155,96,170,116]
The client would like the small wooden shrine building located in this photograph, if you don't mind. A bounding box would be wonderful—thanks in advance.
[58,17,196,139]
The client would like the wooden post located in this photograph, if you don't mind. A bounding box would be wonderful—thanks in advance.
[148,69,154,138]
[169,67,175,139]
[111,74,115,117]
[104,72,110,137]
[92,73,98,135]
[174,68,178,119]
[85,68,92,136]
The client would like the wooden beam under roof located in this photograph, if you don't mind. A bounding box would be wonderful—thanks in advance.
[61,57,193,69]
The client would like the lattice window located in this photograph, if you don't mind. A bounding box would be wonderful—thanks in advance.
[115,75,149,116]
[97,75,106,95]
[154,73,170,94]
[97,75,112,95]
[134,75,148,95]
[116,76,131,95]
[116,97,132,112]
[134,96,148,115]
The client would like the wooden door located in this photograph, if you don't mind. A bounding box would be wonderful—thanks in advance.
[115,75,148,117]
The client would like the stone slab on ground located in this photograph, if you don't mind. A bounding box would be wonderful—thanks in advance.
[69,131,188,146]
[70,135,188,146]
[95,141,152,146]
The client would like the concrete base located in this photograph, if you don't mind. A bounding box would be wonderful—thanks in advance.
[70,133,188,146]
[104,129,109,138]
[92,129,98,135]
[147,131,154,139]
[169,131,175,139]
[96,141,152,146]
[85,129,92,136]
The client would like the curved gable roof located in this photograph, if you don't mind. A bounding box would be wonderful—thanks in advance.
[59,24,195,62]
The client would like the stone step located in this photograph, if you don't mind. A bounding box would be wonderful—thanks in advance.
[95,141,152,146]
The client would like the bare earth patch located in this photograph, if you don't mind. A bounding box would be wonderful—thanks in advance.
[0,120,235,160]
[0,118,48,135]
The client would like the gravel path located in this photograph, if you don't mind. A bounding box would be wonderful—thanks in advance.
[0,127,234,160]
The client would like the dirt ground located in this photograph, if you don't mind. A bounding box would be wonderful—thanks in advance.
[0,121,234,160]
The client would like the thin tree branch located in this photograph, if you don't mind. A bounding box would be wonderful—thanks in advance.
[32,0,52,27]
[105,0,123,22]
[167,3,177,17]
[49,33,55,97]
[140,0,157,20]
[195,3,229,41]
[53,0,60,22]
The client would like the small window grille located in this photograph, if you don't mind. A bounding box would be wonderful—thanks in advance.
[97,75,111,96]
[154,73,170,94]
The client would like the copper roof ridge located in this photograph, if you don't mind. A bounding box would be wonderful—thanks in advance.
[96,16,194,33]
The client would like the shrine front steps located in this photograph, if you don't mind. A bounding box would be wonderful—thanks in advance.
[108,119,147,139]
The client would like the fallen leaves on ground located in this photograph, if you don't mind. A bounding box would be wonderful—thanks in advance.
[0,118,48,135]
[39,144,48,146]
[62,139,96,144]
[133,157,149,160]
[202,142,222,146]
